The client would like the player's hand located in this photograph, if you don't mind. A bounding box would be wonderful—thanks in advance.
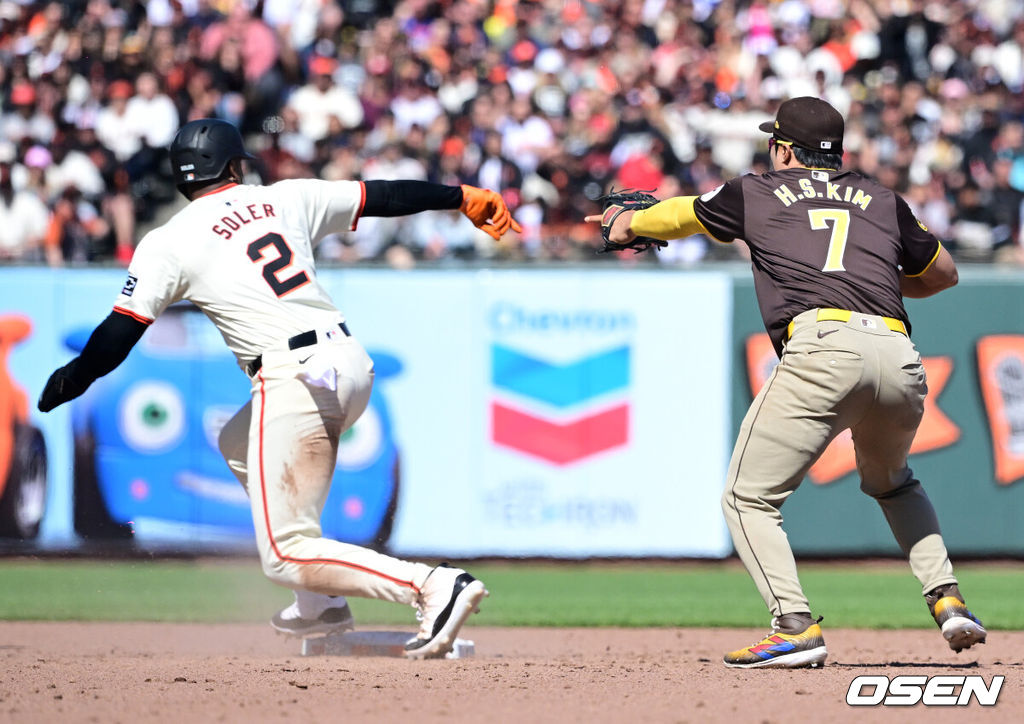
[460,184,523,240]
[38,364,87,412]
[584,208,638,246]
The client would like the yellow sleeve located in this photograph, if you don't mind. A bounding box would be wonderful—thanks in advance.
[628,196,712,241]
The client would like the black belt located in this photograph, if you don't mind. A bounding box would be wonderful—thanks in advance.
[247,322,350,376]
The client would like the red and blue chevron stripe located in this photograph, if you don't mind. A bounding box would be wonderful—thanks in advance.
[490,344,630,465]
[749,635,797,659]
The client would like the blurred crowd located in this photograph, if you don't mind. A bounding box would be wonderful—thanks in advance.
[1,0,1023,267]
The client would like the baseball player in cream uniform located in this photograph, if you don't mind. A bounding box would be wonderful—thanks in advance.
[39,119,518,658]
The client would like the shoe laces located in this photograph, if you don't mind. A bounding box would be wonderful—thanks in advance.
[412,601,435,639]
[412,566,455,639]
[740,618,781,648]
[750,614,822,645]
[411,589,432,638]
[411,574,433,623]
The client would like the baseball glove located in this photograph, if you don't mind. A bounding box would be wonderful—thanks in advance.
[596,189,667,254]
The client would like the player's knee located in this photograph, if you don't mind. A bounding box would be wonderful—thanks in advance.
[723,485,786,518]
[217,426,241,462]
[723,483,764,507]
[858,464,916,499]
[216,430,231,460]
[260,555,296,587]
[721,488,765,521]
[721,490,736,516]
[858,478,883,498]
[217,407,250,462]
[259,529,322,588]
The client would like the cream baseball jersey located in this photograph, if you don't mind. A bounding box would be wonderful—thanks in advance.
[114,179,364,369]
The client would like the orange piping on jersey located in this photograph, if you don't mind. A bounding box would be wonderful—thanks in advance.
[904,242,943,278]
[195,182,239,199]
[351,181,366,231]
[255,371,420,593]
[112,306,153,325]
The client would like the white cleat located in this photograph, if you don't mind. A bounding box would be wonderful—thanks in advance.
[942,617,988,653]
[405,564,488,659]
[932,596,987,653]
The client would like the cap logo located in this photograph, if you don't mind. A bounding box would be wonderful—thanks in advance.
[774,121,779,129]
[820,141,832,150]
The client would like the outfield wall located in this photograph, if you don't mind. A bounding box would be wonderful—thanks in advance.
[0,268,733,557]
[3,266,1023,556]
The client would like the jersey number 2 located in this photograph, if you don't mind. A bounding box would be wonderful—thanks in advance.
[809,208,850,272]
[246,233,309,296]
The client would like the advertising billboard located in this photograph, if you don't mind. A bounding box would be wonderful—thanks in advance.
[2,268,734,558]
[329,270,735,558]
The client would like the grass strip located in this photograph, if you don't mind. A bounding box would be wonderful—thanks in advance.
[0,559,1019,629]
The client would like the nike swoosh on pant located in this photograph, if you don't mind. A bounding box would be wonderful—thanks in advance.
[817,329,839,338]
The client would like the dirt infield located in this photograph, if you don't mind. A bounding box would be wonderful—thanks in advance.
[0,623,1020,724]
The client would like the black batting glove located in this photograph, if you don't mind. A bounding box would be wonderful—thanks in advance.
[38,363,88,412]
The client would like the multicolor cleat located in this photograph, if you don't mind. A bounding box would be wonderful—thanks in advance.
[931,596,987,653]
[724,618,827,669]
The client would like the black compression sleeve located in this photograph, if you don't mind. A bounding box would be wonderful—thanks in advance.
[361,180,463,217]
[65,311,148,386]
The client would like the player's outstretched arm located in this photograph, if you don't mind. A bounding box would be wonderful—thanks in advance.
[361,180,522,240]
[38,311,148,412]
[584,194,708,252]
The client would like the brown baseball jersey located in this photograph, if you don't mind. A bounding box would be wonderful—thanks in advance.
[694,168,941,355]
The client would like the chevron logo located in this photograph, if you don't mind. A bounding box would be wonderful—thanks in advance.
[492,344,629,407]
[490,344,630,465]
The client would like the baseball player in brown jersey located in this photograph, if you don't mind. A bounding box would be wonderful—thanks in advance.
[38,119,521,658]
[590,97,987,668]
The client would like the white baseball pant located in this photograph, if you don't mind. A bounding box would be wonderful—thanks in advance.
[218,333,433,604]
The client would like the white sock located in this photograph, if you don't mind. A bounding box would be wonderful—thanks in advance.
[293,590,348,618]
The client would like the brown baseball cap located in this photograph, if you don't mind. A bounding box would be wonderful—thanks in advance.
[759,96,844,153]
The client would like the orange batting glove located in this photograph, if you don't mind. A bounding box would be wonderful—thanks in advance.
[460,184,523,240]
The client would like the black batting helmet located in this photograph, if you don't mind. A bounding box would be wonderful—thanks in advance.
[169,119,255,192]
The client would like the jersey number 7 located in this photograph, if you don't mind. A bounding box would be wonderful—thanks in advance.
[809,208,850,272]
[247,232,310,296]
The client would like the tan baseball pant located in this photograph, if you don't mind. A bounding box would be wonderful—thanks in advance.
[722,309,957,617]
[218,333,432,605]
